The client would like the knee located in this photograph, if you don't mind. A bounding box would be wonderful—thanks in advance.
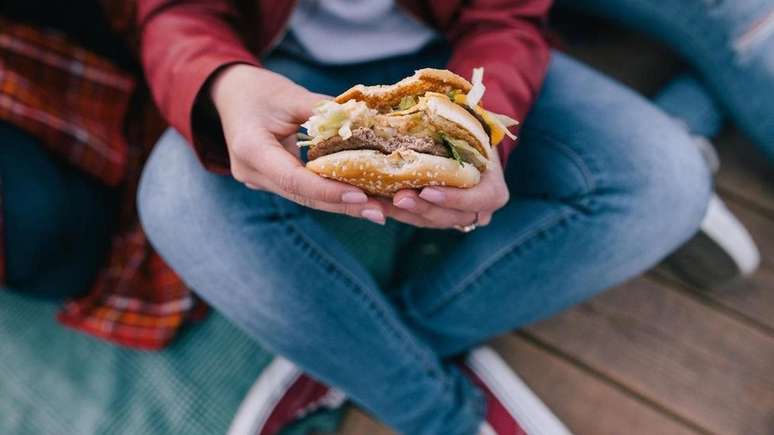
[608,125,712,244]
[137,129,291,266]
[138,129,204,250]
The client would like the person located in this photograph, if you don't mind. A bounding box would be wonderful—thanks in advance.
[0,1,197,349]
[557,0,774,286]
[136,0,710,433]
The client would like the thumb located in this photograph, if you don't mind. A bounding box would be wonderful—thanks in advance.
[291,92,332,123]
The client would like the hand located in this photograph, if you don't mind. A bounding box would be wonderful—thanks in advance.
[380,151,509,229]
[210,64,386,224]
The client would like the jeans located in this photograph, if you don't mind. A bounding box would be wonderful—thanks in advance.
[0,122,114,298]
[559,0,774,159]
[138,49,711,434]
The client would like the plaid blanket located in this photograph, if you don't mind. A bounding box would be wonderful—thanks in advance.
[0,12,200,350]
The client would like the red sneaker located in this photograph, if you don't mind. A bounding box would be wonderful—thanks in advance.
[227,357,347,435]
[463,346,573,435]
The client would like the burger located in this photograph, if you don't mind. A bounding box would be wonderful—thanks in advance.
[299,68,518,196]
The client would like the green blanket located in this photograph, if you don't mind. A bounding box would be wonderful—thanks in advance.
[0,215,453,434]
[0,289,277,434]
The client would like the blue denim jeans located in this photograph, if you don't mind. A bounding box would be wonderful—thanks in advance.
[137,49,710,434]
[560,0,774,158]
[0,122,113,298]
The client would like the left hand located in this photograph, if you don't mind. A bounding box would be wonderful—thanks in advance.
[380,151,510,229]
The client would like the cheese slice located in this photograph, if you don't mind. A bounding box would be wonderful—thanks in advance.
[452,94,517,146]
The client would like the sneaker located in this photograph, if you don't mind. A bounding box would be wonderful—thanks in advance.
[666,193,760,288]
[463,346,573,435]
[227,357,347,435]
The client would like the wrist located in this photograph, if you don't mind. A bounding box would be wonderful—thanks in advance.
[209,64,286,115]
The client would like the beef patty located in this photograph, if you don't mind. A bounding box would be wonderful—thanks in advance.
[307,128,449,161]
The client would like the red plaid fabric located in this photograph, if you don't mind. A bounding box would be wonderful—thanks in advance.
[0,15,202,350]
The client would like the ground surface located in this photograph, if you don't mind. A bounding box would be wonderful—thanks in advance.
[336,21,774,435]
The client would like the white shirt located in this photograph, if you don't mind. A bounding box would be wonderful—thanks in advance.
[288,0,438,64]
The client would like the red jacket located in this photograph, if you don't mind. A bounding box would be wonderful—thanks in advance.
[137,0,552,170]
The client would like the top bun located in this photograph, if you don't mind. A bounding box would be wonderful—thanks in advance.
[336,68,472,112]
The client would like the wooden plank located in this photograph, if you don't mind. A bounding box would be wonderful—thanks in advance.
[491,336,700,435]
[525,277,774,435]
[336,335,699,435]
[715,128,774,215]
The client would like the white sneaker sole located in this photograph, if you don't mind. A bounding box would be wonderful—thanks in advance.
[667,194,760,287]
[227,357,302,435]
[700,195,760,276]
[468,346,573,435]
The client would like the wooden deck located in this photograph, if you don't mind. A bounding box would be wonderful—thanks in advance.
[337,21,774,435]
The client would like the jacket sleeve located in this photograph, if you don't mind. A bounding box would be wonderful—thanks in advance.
[137,0,260,171]
[445,0,552,165]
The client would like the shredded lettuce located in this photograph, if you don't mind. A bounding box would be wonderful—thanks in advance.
[299,100,377,146]
[296,132,314,147]
[445,140,464,166]
[466,67,486,109]
[484,109,517,141]
[440,133,490,170]
[440,134,472,167]
[447,89,463,100]
[494,112,519,128]
[451,68,520,144]
[397,95,418,111]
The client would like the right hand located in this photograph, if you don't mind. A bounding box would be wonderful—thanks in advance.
[210,64,386,224]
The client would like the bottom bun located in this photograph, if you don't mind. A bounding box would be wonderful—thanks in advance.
[306,149,481,196]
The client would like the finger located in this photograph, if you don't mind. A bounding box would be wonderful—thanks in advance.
[245,132,370,205]
[392,189,477,227]
[259,174,384,222]
[232,152,377,219]
[243,175,387,224]
[280,134,301,159]
[477,211,492,226]
[290,92,332,123]
[302,197,387,225]
[417,154,509,212]
[377,200,438,228]
[418,171,508,212]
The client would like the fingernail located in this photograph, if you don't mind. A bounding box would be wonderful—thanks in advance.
[361,209,385,225]
[342,191,368,204]
[419,188,445,204]
[395,197,416,209]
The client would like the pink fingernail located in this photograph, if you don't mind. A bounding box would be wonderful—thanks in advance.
[419,188,445,204]
[342,191,368,204]
[395,197,416,209]
[361,209,385,225]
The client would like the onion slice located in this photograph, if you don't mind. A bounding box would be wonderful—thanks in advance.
[466,67,486,109]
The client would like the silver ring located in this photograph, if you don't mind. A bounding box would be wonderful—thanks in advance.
[454,212,480,233]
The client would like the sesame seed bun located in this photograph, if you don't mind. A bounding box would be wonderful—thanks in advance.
[336,68,472,112]
[304,69,489,197]
[306,149,480,196]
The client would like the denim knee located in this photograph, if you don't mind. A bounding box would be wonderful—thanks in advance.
[137,130,195,246]
[602,123,712,248]
[138,130,295,269]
